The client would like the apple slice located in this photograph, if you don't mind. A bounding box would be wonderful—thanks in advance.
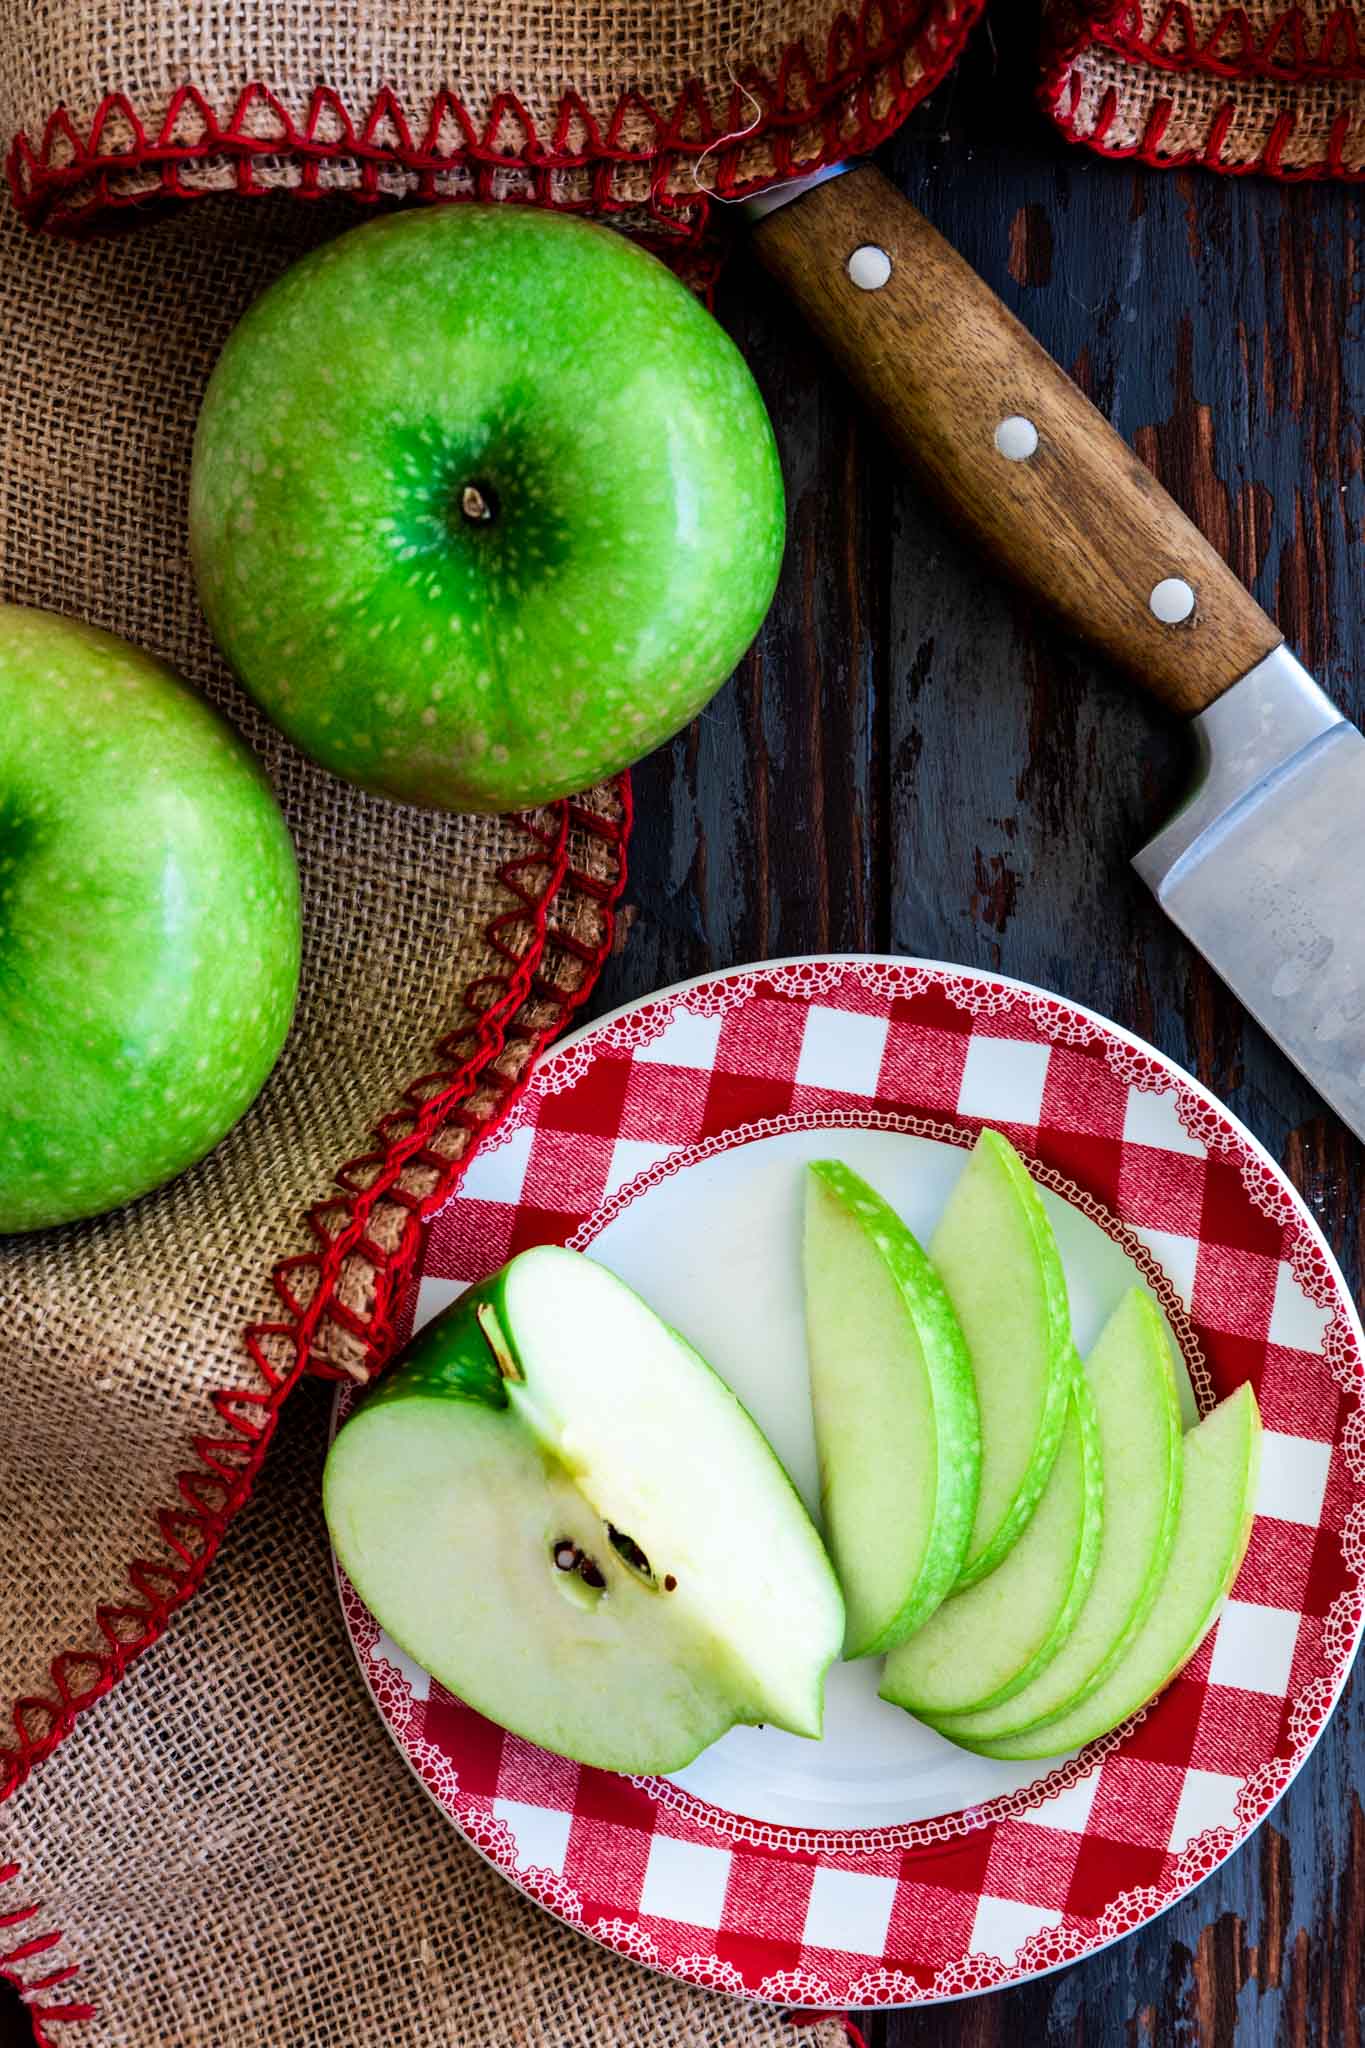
[931,1288,1183,1749]
[970,1381,1261,1761]
[880,1366,1102,1717]
[803,1161,980,1658]
[324,1246,844,1775]
[932,1129,1074,1586]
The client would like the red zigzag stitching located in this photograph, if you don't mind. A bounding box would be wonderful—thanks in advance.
[1041,2,1365,176]
[0,784,630,2036]
[4,0,986,232]
[1077,1,1365,79]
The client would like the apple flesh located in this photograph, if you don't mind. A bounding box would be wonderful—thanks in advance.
[932,1130,1074,1586]
[881,1368,1103,1718]
[324,1246,844,1774]
[803,1160,979,1657]
[0,605,300,1234]
[190,206,786,815]
[970,1381,1261,1761]
[932,1288,1183,1749]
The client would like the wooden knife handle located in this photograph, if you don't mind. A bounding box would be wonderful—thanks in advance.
[751,164,1280,718]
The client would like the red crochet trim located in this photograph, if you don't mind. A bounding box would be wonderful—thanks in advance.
[1065,2,1365,79]
[1,787,628,1802]
[0,1859,96,2045]
[784,2013,869,2045]
[1042,3,1365,175]
[0,780,629,2032]
[5,0,985,234]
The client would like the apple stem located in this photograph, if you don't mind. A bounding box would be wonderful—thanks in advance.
[459,481,498,526]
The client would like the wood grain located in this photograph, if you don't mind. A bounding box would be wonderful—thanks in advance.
[751,163,1282,718]
[591,6,1365,2045]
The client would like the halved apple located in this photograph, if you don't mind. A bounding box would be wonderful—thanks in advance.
[932,1129,1074,1586]
[970,1381,1261,1761]
[932,1288,1182,1749]
[880,1366,1102,1717]
[803,1160,980,1658]
[324,1246,845,1774]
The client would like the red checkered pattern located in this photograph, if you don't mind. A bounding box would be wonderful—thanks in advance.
[336,960,1365,2007]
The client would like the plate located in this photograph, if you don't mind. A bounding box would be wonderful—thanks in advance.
[332,956,1365,2008]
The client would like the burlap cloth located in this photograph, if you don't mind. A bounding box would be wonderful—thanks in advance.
[1042,1,1365,174]
[1,0,985,236]
[7,0,1361,236]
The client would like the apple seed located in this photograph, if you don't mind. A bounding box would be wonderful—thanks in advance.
[606,1523,657,1585]
[551,1539,606,1590]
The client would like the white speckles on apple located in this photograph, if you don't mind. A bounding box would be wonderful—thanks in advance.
[0,604,302,1230]
[189,205,784,810]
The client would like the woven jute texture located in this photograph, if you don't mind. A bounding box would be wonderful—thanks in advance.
[0,0,985,233]
[0,182,819,2045]
[0,1388,845,2048]
[1043,1,1365,174]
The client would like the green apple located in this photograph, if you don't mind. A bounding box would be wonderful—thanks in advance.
[190,206,786,815]
[0,605,300,1234]
[803,1160,979,1657]
[932,1288,1183,1749]
[932,1129,1074,1586]
[881,1366,1102,1718]
[971,1381,1261,1761]
[324,1246,844,1773]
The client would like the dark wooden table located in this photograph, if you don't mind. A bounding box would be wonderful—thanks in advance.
[1,7,1359,2042]
[587,6,1365,2043]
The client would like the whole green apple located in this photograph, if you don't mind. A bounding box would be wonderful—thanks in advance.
[0,606,301,1234]
[189,206,785,813]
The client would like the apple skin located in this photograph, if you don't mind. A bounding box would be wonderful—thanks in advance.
[325,1247,844,1774]
[189,206,786,814]
[0,606,301,1234]
[933,1129,1074,1589]
[804,1160,980,1658]
[966,1381,1261,1761]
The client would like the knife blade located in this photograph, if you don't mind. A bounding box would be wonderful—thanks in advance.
[740,165,1365,1137]
[1133,645,1365,1134]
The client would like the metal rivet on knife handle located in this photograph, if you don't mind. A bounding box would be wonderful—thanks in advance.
[995,416,1039,462]
[743,160,1365,1144]
[846,245,892,291]
[1150,578,1197,626]
[750,164,1283,718]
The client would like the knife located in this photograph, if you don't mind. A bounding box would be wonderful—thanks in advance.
[740,163,1365,1139]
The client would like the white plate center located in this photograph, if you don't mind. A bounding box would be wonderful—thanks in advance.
[582,1124,1187,1832]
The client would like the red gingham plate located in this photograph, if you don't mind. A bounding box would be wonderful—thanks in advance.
[331,956,1365,2007]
